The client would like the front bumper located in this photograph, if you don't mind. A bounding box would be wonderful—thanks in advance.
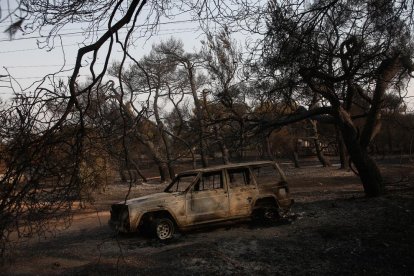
[109,204,130,232]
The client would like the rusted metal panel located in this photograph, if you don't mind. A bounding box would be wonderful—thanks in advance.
[109,161,293,234]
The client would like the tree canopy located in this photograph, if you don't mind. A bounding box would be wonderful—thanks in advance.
[1,0,414,259]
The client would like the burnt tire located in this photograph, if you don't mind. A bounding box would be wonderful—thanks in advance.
[262,207,280,221]
[152,217,175,240]
[252,206,280,225]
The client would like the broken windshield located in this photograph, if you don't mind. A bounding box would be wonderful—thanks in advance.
[164,173,198,193]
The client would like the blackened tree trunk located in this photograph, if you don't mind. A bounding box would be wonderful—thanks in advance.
[313,138,331,167]
[119,165,127,182]
[337,107,384,196]
[186,60,209,168]
[346,142,384,197]
[292,151,300,168]
[215,125,230,164]
[203,92,231,165]
[335,125,349,170]
[265,135,273,160]
[167,164,175,180]
[292,139,300,168]
[156,161,170,183]
[125,154,148,183]
[309,120,331,167]
[153,86,175,180]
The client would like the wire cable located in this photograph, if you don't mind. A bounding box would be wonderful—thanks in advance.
[0,19,203,43]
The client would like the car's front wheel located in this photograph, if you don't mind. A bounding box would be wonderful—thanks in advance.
[152,217,175,240]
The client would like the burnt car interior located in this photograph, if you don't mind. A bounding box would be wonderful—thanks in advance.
[227,168,252,187]
[164,173,197,193]
[252,164,283,185]
[193,171,223,191]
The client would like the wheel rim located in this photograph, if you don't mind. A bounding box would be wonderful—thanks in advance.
[156,221,172,240]
[263,208,276,220]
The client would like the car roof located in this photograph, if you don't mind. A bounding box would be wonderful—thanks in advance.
[179,161,277,174]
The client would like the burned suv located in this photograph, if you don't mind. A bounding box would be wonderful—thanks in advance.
[109,161,293,240]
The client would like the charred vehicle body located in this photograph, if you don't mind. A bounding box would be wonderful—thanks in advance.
[109,161,293,240]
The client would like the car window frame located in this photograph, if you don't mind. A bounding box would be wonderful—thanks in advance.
[164,172,200,193]
[189,169,226,193]
[250,162,286,185]
[226,166,256,189]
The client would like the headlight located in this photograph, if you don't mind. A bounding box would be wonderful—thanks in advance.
[278,187,287,197]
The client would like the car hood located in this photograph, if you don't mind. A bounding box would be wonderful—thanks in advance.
[117,192,181,206]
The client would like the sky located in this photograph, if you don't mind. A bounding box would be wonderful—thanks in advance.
[0,8,209,100]
[0,2,413,109]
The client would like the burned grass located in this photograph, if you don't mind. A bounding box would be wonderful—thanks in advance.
[3,161,414,275]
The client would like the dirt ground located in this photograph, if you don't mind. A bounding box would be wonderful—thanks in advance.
[3,158,414,275]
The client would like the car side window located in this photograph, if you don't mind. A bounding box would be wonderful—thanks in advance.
[252,164,281,185]
[192,171,223,191]
[227,168,252,188]
[165,173,197,193]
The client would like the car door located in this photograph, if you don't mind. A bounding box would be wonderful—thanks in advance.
[226,167,258,217]
[186,170,229,224]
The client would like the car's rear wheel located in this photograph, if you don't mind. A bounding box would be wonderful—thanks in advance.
[262,207,279,221]
[252,204,280,224]
[152,217,175,240]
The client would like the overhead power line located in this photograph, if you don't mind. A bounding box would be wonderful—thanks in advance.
[0,43,79,54]
[2,63,89,69]
[0,74,90,80]
[0,27,199,54]
[0,19,203,43]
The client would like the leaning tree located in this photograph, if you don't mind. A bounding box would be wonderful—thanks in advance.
[0,0,192,258]
[257,0,414,197]
[186,0,414,195]
[1,0,413,260]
